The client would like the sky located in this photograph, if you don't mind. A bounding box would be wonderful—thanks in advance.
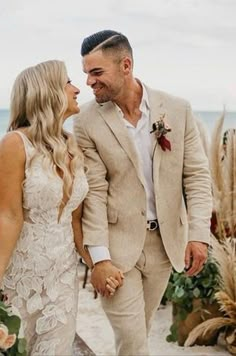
[0,0,236,110]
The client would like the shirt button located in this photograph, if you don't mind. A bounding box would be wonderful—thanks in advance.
[141,209,146,216]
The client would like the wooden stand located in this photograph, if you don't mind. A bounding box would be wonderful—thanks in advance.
[172,298,222,346]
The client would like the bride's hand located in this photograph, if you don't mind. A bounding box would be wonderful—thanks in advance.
[105,276,120,297]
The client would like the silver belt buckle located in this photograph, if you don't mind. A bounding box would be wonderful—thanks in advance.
[147,220,158,231]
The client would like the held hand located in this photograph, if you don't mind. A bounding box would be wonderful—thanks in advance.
[91,261,124,297]
[184,241,208,276]
[105,276,120,297]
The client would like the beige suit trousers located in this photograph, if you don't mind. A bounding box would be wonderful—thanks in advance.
[101,229,172,356]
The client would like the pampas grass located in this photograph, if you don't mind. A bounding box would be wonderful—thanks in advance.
[215,291,236,320]
[210,112,225,206]
[224,128,236,237]
[210,112,236,240]
[184,316,234,347]
[185,237,236,348]
[184,112,236,352]
[210,237,236,301]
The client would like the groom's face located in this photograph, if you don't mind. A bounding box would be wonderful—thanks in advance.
[82,50,126,103]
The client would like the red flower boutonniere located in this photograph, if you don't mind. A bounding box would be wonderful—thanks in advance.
[150,113,171,151]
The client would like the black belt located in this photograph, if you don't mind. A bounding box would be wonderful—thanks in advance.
[146,219,159,231]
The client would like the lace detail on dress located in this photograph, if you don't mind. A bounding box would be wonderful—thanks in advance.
[33,338,61,356]
[1,131,88,355]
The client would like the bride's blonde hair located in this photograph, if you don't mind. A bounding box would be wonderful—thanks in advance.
[8,60,83,198]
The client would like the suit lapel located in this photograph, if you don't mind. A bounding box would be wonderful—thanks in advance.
[98,102,146,187]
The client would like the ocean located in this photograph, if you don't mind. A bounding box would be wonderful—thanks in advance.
[0,109,235,138]
[0,109,76,138]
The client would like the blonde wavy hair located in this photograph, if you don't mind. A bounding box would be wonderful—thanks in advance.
[8,60,83,198]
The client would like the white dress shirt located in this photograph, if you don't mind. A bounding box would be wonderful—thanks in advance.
[88,84,157,264]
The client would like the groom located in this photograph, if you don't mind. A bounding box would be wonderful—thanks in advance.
[74,30,212,355]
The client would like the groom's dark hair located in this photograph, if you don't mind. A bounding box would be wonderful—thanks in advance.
[81,30,133,60]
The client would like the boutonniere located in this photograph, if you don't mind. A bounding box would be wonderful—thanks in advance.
[150,113,171,151]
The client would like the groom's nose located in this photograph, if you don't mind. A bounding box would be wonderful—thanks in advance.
[86,74,96,87]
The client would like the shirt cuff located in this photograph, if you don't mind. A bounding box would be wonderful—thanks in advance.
[87,246,111,265]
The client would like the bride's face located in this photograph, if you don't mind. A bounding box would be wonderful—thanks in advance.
[63,79,80,120]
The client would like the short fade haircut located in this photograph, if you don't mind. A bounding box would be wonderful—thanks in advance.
[81,30,133,60]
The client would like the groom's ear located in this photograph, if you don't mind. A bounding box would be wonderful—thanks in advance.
[122,57,132,75]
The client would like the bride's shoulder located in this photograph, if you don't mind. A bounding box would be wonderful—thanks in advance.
[0,131,26,161]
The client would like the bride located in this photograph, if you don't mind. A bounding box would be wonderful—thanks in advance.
[0,60,117,355]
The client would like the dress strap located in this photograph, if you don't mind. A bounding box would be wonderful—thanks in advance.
[14,131,34,165]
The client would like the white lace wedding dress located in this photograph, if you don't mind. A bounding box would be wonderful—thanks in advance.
[1,131,88,355]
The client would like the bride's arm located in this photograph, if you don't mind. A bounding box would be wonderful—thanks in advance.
[0,133,25,284]
[72,204,93,270]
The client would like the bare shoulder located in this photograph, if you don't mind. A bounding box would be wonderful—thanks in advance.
[0,132,26,207]
[0,131,26,164]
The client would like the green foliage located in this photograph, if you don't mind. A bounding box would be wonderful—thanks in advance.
[164,257,221,343]
[0,290,27,355]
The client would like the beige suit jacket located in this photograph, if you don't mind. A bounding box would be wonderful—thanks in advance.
[73,85,212,273]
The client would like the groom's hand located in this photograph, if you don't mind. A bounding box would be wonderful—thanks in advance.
[184,241,208,276]
[91,260,124,297]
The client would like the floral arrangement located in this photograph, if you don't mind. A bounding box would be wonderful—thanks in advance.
[185,238,236,354]
[164,255,221,345]
[0,290,26,356]
[150,113,171,151]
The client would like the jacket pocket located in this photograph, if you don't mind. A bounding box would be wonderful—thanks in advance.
[107,208,118,224]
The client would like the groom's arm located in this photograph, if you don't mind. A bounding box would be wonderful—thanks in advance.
[182,103,212,275]
[74,115,123,296]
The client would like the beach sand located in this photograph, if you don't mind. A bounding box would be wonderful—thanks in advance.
[76,264,229,356]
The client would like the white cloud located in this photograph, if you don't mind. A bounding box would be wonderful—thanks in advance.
[0,0,235,109]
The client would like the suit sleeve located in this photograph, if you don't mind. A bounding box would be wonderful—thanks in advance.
[183,103,212,244]
[73,117,110,248]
